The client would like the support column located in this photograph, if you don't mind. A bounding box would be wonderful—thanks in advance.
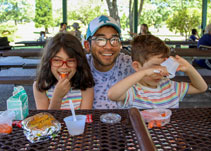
[62,0,67,24]
[133,0,138,33]
[201,0,207,35]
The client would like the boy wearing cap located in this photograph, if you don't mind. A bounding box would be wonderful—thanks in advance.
[84,15,134,109]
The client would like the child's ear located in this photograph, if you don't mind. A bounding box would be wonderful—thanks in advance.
[132,61,142,71]
[84,40,90,53]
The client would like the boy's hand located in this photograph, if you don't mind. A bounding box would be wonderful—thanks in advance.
[144,66,169,77]
[54,77,70,99]
[173,55,192,72]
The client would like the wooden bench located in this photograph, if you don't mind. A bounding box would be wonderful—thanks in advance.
[0,76,35,85]
[0,63,38,70]
[0,48,42,58]
[171,48,211,58]
[172,76,211,84]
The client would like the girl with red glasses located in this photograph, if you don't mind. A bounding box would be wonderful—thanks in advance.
[33,32,95,110]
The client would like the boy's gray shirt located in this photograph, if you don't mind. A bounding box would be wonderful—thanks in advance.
[86,53,134,109]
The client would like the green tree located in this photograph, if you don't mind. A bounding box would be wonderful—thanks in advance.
[0,22,17,42]
[0,0,32,24]
[166,8,201,39]
[34,0,53,33]
[139,2,171,29]
[68,5,107,26]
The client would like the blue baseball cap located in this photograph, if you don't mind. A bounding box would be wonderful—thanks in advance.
[86,15,121,40]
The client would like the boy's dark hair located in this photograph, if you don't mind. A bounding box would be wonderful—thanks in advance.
[192,29,197,35]
[36,32,95,92]
[131,35,170,65]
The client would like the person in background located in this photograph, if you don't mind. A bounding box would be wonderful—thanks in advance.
[59,23,67,32]
[139,24,151,35]
[193,23,211,69]
[84,15,134,109]
[33,32,95,110]
[39,31,46,41]
[108,35,207,109]
[189,29,200,41]
[129,23,151,37]
[70,22,82,42]
[189,29,199,48]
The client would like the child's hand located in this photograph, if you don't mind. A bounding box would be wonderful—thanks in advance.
[173,55,192,72]
[54,77,71,99]
[144,66,169,77]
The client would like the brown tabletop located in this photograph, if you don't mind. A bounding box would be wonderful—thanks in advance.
[171,48,211,58]
[148,108,211,151]
[1,108,210,150]
[0,108,155,151]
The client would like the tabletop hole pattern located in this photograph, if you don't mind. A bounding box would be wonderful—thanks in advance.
[149,108,211,151]
[0,109,141,151]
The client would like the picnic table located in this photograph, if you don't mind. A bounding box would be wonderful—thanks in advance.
[0,108,210,150]
[15,40,46,47]
[171,48,211,59]
[165,40,197,48]
[0,48,42,58]
[0,108,154,151]
[122,40,198,48]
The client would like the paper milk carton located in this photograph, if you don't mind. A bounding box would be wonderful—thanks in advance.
[7,86,29,120]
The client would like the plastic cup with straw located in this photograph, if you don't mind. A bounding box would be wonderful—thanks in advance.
[63,100,86,136]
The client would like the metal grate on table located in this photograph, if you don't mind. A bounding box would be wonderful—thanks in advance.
[148,108,211,151]
[0,109,142,151]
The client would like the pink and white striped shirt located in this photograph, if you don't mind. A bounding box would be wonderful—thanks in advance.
[46,86,82,110]
[122,78,189,109]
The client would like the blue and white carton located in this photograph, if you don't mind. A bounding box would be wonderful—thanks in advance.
[7,86,29,120]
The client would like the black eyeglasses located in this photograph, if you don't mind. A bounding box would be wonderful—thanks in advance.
[91,36,121,47]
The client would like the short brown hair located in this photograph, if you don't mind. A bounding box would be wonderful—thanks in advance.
[131,35,170,65]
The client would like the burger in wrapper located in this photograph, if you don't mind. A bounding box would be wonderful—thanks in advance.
[22,112,61,143]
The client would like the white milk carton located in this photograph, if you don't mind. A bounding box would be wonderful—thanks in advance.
[7,86,29,120]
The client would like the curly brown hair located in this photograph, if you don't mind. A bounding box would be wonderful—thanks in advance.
[131,35,170,65]
[36,32,95,92]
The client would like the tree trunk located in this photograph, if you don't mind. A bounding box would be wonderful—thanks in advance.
[105,0,120,25]
[129,0,133,36]
[129,0,145,36]
[138,0,144,19]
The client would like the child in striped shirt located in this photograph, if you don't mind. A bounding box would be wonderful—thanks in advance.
[33,32,95,110]
[108,35,207,109]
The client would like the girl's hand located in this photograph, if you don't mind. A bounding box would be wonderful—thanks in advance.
[54,77,71,99]
[173,55,192,72]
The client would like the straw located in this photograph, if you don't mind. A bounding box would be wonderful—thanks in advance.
[69,100,77,121]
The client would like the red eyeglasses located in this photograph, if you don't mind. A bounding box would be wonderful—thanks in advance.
[51,58,77,68]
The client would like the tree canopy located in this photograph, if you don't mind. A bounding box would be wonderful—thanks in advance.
[34,0,53,32]
[0,0,32,24]
[166,8,201,39]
